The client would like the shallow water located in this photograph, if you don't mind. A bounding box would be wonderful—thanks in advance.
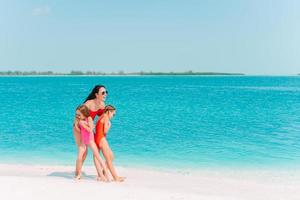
[0,76,299,169]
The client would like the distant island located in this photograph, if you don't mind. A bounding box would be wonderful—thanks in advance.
[0,70,244,76]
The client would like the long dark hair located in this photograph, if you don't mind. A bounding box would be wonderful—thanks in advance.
[84,85,106,103]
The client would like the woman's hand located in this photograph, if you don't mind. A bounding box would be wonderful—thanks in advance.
[78,120,87,127]
[79,119,93,133]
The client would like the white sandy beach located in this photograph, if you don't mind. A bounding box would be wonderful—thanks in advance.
[0,164,299,200]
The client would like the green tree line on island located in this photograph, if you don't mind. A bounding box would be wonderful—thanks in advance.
[0,70,245,76]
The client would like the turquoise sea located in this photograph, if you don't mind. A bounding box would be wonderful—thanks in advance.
[0,76,300,170]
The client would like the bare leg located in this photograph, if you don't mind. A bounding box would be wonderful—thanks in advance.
[73,126,88,176]
[75,148,88,176]
[100,138,125,182]
[103,145,114,174]
[73,125,81,145]
[93,149,104,178]
[82,149,88,162]
[88,141,110,182]
[75,144,87,180]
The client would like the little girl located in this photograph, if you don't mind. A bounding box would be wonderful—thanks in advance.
[75,105,109,181]
[95,105,125,182]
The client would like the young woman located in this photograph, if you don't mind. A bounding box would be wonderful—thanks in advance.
[73,85,108,177]
[95,105,125,182]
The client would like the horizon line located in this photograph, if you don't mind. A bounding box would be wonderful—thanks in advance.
[0,70,299,76]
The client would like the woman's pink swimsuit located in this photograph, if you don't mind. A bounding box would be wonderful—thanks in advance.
[80,120,94,145]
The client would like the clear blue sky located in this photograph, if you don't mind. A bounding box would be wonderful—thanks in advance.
[0,0,299,74]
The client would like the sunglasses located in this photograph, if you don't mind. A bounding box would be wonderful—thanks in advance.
[101,90,108,95]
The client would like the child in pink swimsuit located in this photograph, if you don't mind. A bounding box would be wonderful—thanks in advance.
[80,118,94,145]
[75,105,110,181]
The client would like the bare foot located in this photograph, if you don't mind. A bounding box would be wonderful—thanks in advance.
[97,176,110,182]
[114,176,125,182]
[74,174,81,181]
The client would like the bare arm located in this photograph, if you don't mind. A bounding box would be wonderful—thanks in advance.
[88,116,95,131]
[73,118,80,131]
[103,117,111,134]
[79,117,94,133]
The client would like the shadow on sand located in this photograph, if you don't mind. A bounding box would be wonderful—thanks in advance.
[47,171,96,180]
